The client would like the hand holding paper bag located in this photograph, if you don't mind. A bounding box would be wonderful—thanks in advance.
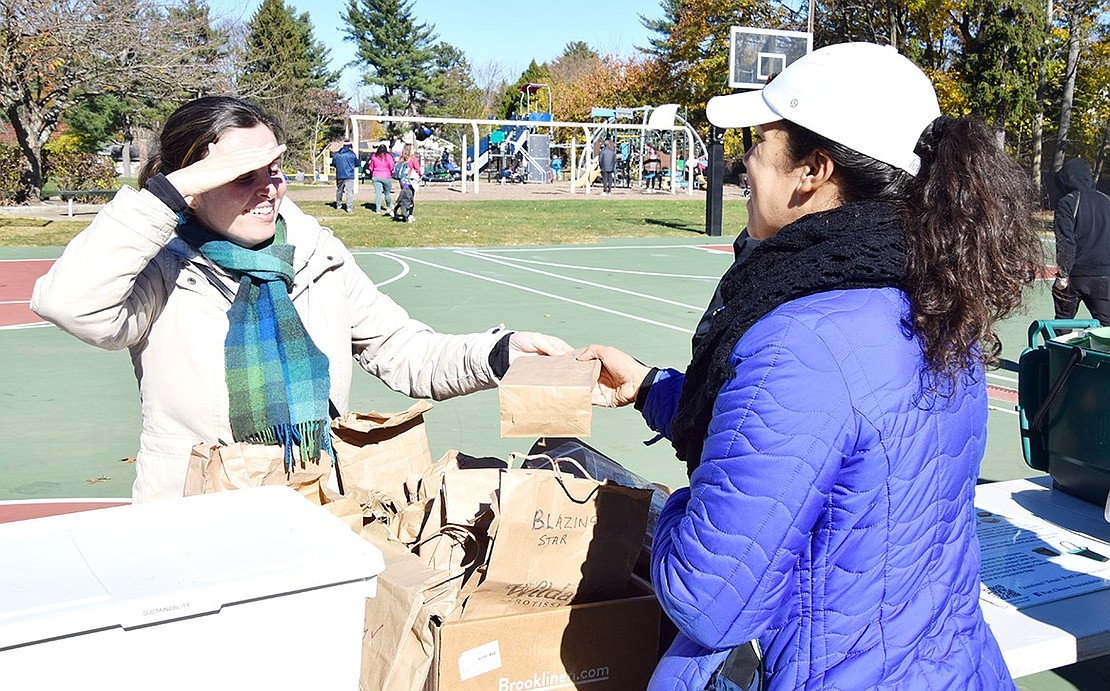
[577,343,654,408]
[499,354,601,437]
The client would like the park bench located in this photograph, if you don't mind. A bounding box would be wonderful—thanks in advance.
[43,189,118,217]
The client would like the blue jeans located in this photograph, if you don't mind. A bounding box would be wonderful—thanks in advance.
[372,177,393,212]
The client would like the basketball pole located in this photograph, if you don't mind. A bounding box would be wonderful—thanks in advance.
[705,126,724,237]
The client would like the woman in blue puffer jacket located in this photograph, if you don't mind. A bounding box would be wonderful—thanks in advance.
[579,43,1042,690]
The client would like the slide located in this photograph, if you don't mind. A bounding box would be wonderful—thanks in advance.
[573,164,600,187]
[467,112,551,173]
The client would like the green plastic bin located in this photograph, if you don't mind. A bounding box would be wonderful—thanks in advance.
[1018,319,1110,505]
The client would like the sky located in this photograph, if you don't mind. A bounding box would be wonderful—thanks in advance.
[207,0,663,98]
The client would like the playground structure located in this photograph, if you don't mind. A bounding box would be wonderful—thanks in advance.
[571,105,710,192]
[346,90,706,197]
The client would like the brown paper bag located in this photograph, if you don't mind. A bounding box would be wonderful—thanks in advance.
[331,401,434,507]
[498,355,601,437]
[414,451,502,574]
[463,465,652,619]
[183,442,335,505]
[359,534,465,691]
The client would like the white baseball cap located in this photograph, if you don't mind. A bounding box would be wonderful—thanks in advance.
[706,42,940,176]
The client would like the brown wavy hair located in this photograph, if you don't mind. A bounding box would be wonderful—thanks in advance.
[138,96,283,187]
[783,116,1042,383]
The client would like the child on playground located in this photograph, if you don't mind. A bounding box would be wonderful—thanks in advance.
[31,95,573,503]
[393,178,415,223]
[643,145,662,191]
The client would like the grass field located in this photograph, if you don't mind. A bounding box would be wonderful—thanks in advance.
[2,193,751,248]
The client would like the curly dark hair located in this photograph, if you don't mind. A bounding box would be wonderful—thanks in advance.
[782,116,1043,383]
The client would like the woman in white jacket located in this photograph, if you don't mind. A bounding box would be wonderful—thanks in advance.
[32,96,569,502]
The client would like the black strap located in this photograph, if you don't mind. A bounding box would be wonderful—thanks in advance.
[327,399,345,495]
[1032,345,1085,433]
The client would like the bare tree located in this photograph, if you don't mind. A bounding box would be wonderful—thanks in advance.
[0,0,223,201]
[472,60,508,117]
[1052,1,1086,172]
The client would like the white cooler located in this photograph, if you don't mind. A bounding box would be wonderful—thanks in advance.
[0,486,383,690]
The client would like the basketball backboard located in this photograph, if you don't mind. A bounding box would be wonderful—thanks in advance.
[729,27,812,89]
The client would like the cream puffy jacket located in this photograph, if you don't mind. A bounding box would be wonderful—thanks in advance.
[32,187,504,502]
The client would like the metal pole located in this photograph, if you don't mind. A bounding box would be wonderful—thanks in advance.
[350,116,360,195]
[471,123,480,195]
[705,125,724,236]
[570,138,577,194]
[584,127,593,195]
[687,129,694,195]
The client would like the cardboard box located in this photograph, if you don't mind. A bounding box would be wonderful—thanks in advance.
[0,486,384,691]
[429,579,660,690]
[499,355,600,438]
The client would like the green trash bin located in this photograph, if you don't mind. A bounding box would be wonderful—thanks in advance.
[1018,319,1110,505]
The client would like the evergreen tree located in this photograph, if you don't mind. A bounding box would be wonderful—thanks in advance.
[425,43,484,129]
[561,41,599,62]
[954,0,1043,145]
[498,60,552,120]
[343,0,438,117]
[239,0,341,170]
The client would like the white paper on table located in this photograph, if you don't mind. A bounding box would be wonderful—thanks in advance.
[976,507,1110,610]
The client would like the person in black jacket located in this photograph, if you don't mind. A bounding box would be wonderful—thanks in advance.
[392,179,415,222]
[1053,158,1110,325]
[598,139,617,196]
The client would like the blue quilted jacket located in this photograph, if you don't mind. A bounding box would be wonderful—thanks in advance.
[642,287,1014,691]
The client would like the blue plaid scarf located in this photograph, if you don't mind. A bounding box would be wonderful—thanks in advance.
[178,217,333,470]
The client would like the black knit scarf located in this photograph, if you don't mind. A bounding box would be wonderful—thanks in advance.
[671,201,908,475]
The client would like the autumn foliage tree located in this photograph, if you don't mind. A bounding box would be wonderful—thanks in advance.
[640,0,795,134]
[0,0,224,201]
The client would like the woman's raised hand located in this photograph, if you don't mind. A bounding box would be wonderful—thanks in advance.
[165,141,287,200]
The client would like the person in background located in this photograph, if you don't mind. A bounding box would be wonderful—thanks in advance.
[393,178,416,223]
[550,153,562,181]
[598,139,617,196]
[366,143,395,214]
[399,144,422,188]
[643,145,662,192]
[579,43,1040,690]
[330,138,358,213]
[1052,157,1110,325]
[31,95,573,503]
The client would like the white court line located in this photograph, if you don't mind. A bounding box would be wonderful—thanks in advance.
[455,250,706,311]
[461,250,719,280]
[0,258,54,263]
[359,251,1034,415]
[378,252,694,334]
[0,322,50,331]
[473,243,727,253]
[0,300,30,305]
[364,252,410,288]
[987,371,1018,385]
